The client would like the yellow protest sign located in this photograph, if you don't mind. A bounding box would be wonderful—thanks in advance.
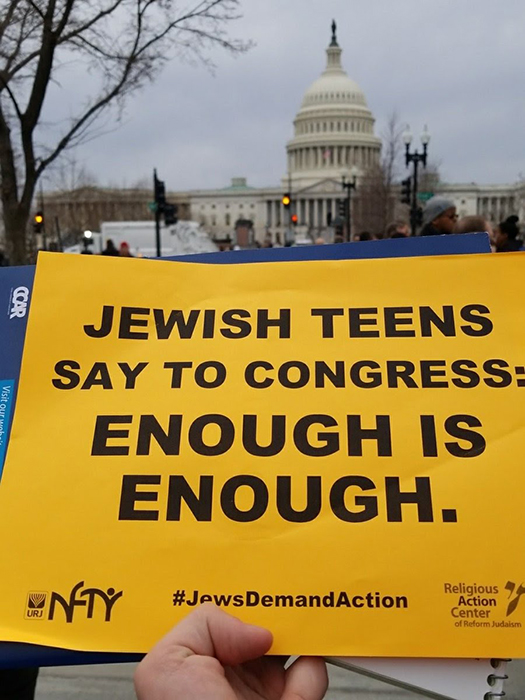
[0,250,524,657]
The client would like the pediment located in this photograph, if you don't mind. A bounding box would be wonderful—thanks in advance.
[295,178,342,195]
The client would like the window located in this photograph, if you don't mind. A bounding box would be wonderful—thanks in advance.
[211,215,216,226]
[225,213,231,226]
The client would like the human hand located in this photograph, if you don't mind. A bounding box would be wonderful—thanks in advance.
[134,603,328,700]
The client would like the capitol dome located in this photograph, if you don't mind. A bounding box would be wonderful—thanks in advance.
[286,22,381,189]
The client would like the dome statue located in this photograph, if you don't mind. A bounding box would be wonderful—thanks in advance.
[285,21,381,190]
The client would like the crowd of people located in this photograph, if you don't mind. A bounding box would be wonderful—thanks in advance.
[351,195,523,252]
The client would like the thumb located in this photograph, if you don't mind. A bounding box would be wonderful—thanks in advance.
[143,603,273,668]
[282,656,328,700]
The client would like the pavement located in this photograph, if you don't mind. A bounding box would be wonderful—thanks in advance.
[34,658,525,699]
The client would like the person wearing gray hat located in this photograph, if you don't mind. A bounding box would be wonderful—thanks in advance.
[420,196,457,236]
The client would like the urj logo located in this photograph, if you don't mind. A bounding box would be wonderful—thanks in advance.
[9,286,29,319]
[25,592,47,619]
[505,581,525,617]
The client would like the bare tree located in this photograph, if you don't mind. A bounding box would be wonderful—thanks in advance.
[50,155,97,192]
[418,160,441,195]
[0,0,250,263]
[353,111,405,237]
[381,110,404,199]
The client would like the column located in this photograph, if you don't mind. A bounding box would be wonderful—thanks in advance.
[267,201,272,228]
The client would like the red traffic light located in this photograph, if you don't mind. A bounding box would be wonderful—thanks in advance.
[291,214,298,224]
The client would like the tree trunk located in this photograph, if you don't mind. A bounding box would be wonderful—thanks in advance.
[3,204,31,265]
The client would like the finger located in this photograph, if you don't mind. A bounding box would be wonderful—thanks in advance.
[281,656,328,700]
[148,603,273,667]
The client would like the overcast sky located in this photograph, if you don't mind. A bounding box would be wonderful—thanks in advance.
[44,0,525,192]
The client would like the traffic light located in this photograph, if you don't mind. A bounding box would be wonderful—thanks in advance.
[401,177,412,204]
[282,193,291,208]
[154,174,166,211]
[164,203,178,226]
[291,214,298,225]
[338,200,346,219]
[33,211,44,234]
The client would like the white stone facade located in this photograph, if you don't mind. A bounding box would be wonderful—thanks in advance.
[437,182,524,224]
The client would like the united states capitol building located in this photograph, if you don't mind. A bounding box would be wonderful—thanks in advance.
[37,23,524,248]
[185,23,523,245]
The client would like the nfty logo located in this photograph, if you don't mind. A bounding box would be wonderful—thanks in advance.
[9,286,29,319]
[25,592,47,619]
[48,581,123,623]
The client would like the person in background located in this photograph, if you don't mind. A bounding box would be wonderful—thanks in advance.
[119,241,134,257]
[351,231,374,242]
[314,236,326,244]
[492,215,523,252]
[101,239,119,256]
[385,221,410,238]
[134,604,328,700]
[453,215,493,236]
[419,197,457,236]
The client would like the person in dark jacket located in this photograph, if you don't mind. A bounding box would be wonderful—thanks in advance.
[493,216,523,252]
[101,239,119,256]
[419,196,457,236]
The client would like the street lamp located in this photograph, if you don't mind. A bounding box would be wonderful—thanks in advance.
[403,125,431,235]
[341,165,358,242]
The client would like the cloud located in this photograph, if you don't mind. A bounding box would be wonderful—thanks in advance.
[41,0,525,190]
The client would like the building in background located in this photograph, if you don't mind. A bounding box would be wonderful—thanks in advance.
[40,186,190,247]
[32,23,524,251]
[188,23,384,244]
[436,182,522,224]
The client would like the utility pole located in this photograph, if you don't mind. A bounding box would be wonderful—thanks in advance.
[403,126,431,236]
[341,166,358,242]
[153,169,165,257]
[39,184,47,251]
[151,170,177,257]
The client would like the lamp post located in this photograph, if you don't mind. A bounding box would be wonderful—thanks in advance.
[403,125,430,236]
[341,165,358,242]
